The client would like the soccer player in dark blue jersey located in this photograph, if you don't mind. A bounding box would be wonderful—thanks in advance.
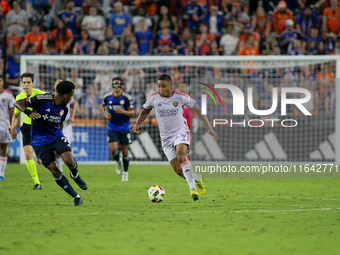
[100,77,134,181]
[14,81,87,206]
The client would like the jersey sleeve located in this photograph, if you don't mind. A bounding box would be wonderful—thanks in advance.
[9,94,15,109]
[102,95,108,106]
[125,94,134,110]
[25,94,48,109]
[183,94,196,109]
[143,95,154,109]
[61,107,69,122]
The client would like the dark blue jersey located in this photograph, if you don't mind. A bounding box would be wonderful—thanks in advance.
[102,92,134,131]
[25,93,68,146]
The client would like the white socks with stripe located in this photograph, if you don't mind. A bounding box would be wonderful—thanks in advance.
[181,160,196,190]
[0,156,8,177]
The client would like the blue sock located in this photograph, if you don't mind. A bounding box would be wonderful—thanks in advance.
[69,160,78,177]
[55,175,78,198]
[123,155,129,172]
[113,151,120,162]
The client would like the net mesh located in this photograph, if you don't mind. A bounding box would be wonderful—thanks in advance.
[20,56,337,163]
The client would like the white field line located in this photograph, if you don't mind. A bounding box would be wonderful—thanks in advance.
[2,207,340,217]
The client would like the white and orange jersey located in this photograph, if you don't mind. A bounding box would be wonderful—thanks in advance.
[143,90,196,142]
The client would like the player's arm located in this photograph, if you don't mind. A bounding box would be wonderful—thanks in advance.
[14,99,41,120]
[132,108,152,134]
[99,103,111,120]
[70,100,78,123]
[10,111,20,139]
[191,104,219,141]
[115,106,134,117]
[9,107,17,139]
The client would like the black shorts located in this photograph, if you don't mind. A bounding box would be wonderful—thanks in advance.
[33,136,72,167]
[107,130,132,145]
[20,123,31,147]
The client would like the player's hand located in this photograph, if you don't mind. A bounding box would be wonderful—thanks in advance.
[10,125,17,139]
[29,112,41,119]
[104,113,112,120]
[208,128,219,141]
[115,107,124,114]
[132,124,141,134]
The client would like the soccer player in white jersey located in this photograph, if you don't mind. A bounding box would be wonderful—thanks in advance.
[0,76,15,181]
[133,74,218,201]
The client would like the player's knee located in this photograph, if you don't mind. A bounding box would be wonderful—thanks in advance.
[25,152,33,160]
[64,158,74,167]
[48,165,61,178]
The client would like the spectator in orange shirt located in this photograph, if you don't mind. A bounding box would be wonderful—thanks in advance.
[7,27,23,51]
[252,5,270,36]
[238,36,259,55]
[0,0,11,16]
[239,23,261,50]
[273,1,293,35]
[19,23,47,54]
[195,23,216,55]
[322,0,340,34]
[50,19,74,54]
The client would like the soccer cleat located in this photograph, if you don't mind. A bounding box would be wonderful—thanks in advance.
[33,184,42,190]
[0,176,5,181]
[70,173,88,190]
[195,174,205,195]
[116,157,122,176]
[190,188,199,201]
[121,172,128,181]
[73,196,83,206]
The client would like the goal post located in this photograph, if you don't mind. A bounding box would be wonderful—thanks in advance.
[17,55,340,165]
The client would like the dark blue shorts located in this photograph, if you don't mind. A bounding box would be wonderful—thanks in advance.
[33,136,71,167]
[107,130,132,145]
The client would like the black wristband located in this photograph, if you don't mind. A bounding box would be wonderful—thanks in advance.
[24,109,33,116]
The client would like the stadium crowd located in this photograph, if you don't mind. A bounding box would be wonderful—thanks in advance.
[0,0,338,119]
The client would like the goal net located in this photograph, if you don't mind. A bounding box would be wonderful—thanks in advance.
[16,55,339,164]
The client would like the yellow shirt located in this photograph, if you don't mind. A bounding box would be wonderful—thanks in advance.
[15,88,45,125]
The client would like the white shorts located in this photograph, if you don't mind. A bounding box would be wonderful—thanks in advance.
[63,124,73,144]
[162,130,191,162]
[0,130,12,144]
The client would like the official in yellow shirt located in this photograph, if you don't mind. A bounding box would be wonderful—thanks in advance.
[10,72,44,190]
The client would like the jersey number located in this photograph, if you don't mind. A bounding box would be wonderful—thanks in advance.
[127,133,132,143]
[61,136,71,147]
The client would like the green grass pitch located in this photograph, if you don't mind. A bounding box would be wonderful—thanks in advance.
[1,164,340,255]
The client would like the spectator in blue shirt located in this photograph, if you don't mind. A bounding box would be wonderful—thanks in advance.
[280,19,303,54]
[184,0,204,30]
[58,0,81,35]
[202,5,224,40]
[134,19,153,55]
[296,7,319,36]
[303,25,323,54]
[108,1,131,38]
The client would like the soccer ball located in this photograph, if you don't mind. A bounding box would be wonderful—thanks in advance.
[148,185,165,203]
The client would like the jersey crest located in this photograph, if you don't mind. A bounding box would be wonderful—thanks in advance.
[172,101,179,107]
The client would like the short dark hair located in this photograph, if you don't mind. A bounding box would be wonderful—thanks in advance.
[20,72,34,82]
[56,80,75,94]
[158,74,172,83]
[112,77,124,85]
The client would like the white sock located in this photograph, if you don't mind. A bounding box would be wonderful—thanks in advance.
[181,160,196,190]
[0,156,8,177]
[193,172,200,183]
[56,157,63,172]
